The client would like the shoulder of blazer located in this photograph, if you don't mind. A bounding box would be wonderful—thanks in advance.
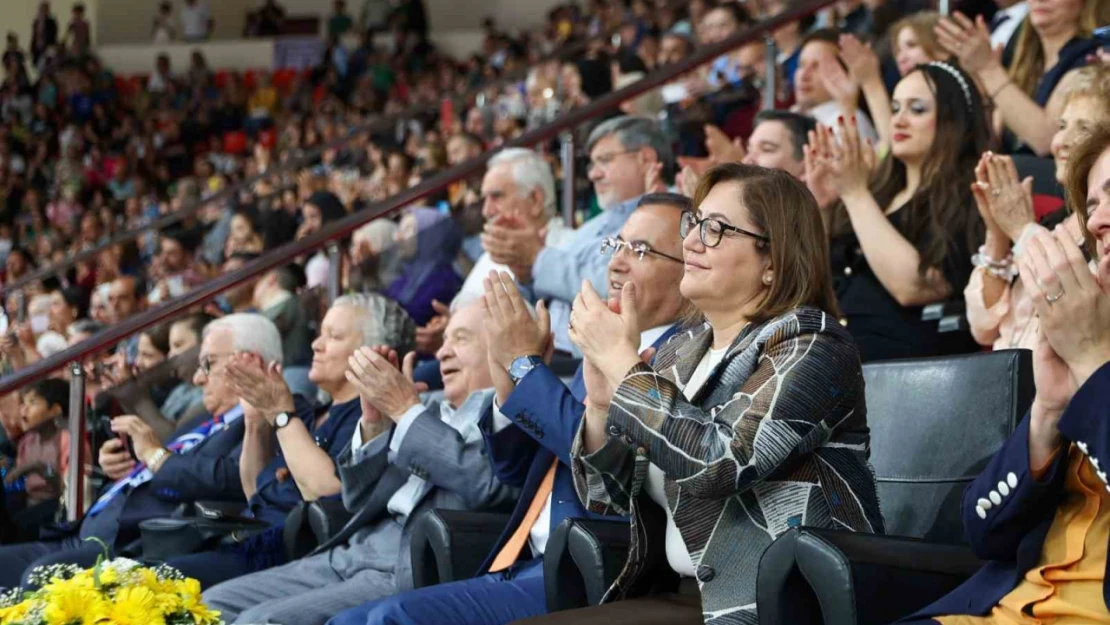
[658,308,850,360]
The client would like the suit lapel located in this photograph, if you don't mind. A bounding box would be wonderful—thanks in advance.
[315,464,411,553]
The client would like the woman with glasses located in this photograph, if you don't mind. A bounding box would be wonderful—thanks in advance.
[808,62,988,362]
[521,163,882,625]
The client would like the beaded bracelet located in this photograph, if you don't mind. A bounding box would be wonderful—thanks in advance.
[972,245,1018,280]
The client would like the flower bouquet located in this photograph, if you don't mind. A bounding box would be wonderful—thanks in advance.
[0,552,222,625]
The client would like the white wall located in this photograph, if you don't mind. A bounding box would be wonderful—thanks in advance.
[92,0,563,45]
[94,29,485,74]
[4,0,99,52]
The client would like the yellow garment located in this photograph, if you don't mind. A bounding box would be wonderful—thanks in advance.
[937,445,1110,625]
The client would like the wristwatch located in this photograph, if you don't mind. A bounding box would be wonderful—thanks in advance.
[274,412,292,429]
[508,355,545,384]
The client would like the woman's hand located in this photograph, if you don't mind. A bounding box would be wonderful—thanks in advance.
[225,354,296,424]
[804,128,838,210]
[935,12,998,75]
[569,281,642,392]
[822,118,874,198]
[414,300,450,355]
[581,356,616,410]
[345,347,424,421]
[1029,329,1069,470]
[1020,227,1110,387]
[978,153,1034,241]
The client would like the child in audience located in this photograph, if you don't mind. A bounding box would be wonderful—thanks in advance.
[4,379,71,507]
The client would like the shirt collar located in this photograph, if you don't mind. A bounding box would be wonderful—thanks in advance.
[639,324,673,353]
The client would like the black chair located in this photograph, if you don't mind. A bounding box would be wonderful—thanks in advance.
[757,349,1034,625]
[410,509,510,589]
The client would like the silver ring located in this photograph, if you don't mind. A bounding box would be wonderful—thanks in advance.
[1045,290,1065,304]
[991,189,1001,198]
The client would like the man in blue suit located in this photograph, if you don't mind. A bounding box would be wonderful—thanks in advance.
[0,313,283,589]
[328,193,694,625]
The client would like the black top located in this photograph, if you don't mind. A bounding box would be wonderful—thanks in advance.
[831,208,973,363]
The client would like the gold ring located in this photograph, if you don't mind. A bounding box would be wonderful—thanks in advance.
[1045,290,1065,304]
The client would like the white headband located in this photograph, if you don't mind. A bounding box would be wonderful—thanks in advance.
[926,62,974,114]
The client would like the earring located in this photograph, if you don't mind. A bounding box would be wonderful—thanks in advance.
[763,274,773,285]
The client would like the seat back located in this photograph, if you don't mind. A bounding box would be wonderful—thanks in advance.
[864,350,1033,543]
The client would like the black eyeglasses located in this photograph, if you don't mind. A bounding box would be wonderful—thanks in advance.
[680,211,769,248]
[601,237,684,263]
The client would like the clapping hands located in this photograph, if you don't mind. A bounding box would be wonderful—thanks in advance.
[970,152,1034,242]
[345,346,425,422]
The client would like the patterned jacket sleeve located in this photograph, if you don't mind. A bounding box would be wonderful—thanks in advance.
[577,324,864,502]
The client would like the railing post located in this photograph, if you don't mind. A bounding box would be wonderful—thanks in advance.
[560,132,576,229]
[327,243,342,304]
[762,35,778,111]
[938,0,949,15]
[66,361,86,522]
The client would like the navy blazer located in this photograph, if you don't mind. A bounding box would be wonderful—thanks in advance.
[912,361,1110,619]
[476,325,679,573]
[79,415,246,547]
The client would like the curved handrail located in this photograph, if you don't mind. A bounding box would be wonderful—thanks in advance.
[0,8,673,300]
[0,0,836,397]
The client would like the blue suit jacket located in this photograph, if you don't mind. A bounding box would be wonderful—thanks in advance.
[476,325,679,573]
[912,361,1110,619]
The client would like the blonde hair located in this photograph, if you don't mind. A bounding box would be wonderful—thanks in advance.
[890,12,945,63]
[1009,0,1109,97]
[1060,64,1110,108]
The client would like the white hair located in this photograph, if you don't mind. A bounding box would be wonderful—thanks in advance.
[488,148,556,218]
[203,312,283,364]
[332,292,417,355]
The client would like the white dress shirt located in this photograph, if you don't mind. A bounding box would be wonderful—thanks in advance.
[179,2,211,40]
[457,217,572,305]
[645,343,730,578]
[491,324,674,558]
[989,2,1028,50]
[350,397,473,525]
[800,101,879,145]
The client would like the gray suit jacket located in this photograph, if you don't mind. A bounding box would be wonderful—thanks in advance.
[316,390,519,589]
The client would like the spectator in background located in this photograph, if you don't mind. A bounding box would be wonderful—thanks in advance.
[328,0,355,40]
[793,29,879,143]
[657,31,693,67]
[348,219,402,293]
[30,2,58,66]
[742,110,817,180]
[180,0,214,42]
[383,207,463,326]
[890,12,946,78]
[8,379,73,510]
[937,0,1108,155]
[252,264,315,399]
[149,228,205,305]
[108,276,143,325]
[64,3,91,56]
[964,65,1110,351]
[147,54,174,94]
[765,0,809,90]
[811,62,987,361]
[490,116,669,354]
[152,1,178,43]
[987,0,1029,50]
[249,0,287,37]
[299,191,348,289]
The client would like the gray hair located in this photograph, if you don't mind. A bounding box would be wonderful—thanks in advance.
[332,292,417,355]
[488,148,557,217]
[585,116,673,173]
[203,313,283,364]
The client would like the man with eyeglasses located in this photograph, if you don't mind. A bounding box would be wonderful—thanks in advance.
[482,115,673,356]
[322,193,693,625]
[0,313,279,590]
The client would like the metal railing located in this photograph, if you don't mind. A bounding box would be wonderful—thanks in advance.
[2,0,838,520]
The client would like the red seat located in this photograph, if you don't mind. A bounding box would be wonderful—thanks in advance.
[257,128,276,150]
[223,131,249,155]
[243,69,258,90]
[215,70,231,88]
[1033,194,1065,220]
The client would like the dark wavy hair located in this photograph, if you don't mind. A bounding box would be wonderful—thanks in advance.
[830,62,988,277]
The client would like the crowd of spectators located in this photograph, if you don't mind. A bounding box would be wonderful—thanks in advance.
[0,0,1107,624]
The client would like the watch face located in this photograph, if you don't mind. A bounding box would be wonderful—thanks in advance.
[275,412,289,427]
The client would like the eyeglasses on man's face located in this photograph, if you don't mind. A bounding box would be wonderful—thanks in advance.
[679,211,769,248]
[600,236,684,263]
[198,352,234,377]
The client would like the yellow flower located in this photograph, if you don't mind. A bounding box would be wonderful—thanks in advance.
[100,587,165,625]
[43,585,106,625]
[175,579,221,625]
[0,601,31,625]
